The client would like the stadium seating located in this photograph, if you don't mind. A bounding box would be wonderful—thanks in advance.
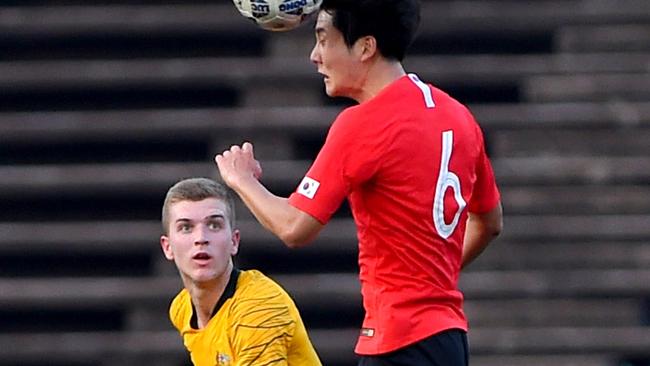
[0,1,649,365]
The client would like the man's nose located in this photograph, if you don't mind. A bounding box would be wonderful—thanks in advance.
[194,226,209,245]
[309,45,320,65]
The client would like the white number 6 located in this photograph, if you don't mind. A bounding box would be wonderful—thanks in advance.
[433,131,466,239]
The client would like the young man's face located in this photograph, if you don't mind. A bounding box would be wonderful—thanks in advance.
[310,10,366,100]
[160,198,239,286]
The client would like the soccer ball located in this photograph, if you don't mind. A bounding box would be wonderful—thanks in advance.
[232,0,322,32]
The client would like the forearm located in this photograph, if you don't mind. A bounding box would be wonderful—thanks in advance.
[461,223,494,269]
[230,177,318,247]
[231,177,291,237]
[461,204,503,269]
[215,142,322,247]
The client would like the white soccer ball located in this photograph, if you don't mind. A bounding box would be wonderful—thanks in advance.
[232,0,323,32]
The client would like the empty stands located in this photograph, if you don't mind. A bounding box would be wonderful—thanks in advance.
[0,1,649,365]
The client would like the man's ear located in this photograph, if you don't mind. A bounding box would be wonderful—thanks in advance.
[160,235,174,260]
[359,35,378,61]
[230,229,241,256]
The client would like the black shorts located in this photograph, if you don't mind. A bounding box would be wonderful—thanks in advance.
[357,329,469,366]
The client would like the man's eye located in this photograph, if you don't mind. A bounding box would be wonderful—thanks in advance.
[179,224,191,232]
[208,222,221,230]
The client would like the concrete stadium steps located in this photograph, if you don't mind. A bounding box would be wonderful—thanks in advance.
[493,156,650,185]
[3,156,650,199]
[0,4,265,60]
[0,107,335,141]
[240,237,650,273]
[1,274,648,327]
[502,185,650,215]
[471,354,616,366]
[0,337,628,366]
[0,220,354,251]
[2,53,648,86]
[467,241,650,271]
[0,107,337,161]
[2,219,649,273]
[1,266,649,302]
[461,269,650,299]
[1,276,644,332]
[1,103,648,142]
[416,0,650,32]
[464,298,643,327]
[2,216,649,253]
[1,327,649,366]
[281,269,650,300]
[470,102,650,129]
[0,220,358,276]
[0,4,246,34]
[491,128,650,157]
[0,162,307,214]
[499,215,650,242]
[3,1,647,34]
[405,53,650,80]
[524,73,650,103]
[3,182,650,240]
[0,101,646,135]
[0,53,648,108]
[469,326,650,355]
[269,0,650,56]
[2,0,648,59]
[6,172,650,218]
[0,331,188,366]
[557,25,650,52]
[0,277,179,308]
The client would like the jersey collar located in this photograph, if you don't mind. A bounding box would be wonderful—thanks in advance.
[189,268,241,329]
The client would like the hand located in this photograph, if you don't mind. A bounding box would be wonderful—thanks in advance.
[215,142,263,189]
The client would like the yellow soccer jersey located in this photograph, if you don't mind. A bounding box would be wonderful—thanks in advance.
[169,269,322,366]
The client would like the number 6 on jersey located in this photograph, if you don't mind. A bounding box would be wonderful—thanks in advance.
[433,130,466,239]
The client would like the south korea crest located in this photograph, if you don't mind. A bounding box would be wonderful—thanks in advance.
[297,176,320,199]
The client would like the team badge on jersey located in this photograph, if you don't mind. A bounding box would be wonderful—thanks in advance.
[216,352,231,366]
[297,176,320,199]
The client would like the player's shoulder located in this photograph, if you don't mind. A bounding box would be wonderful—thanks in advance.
[332,104,364,128]
[169,288,191,329]
[230,270,295,315]
[328,104,377,142]
[226,270,298,336]
[235,269,290,300]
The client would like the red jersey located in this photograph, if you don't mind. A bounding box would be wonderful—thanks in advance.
[288,74,500,355]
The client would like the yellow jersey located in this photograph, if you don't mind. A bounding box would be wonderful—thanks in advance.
[169,269,322,366]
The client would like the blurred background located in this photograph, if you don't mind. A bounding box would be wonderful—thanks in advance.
[0,0,649,365]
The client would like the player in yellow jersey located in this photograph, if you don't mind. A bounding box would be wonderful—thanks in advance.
[160,177,322,366]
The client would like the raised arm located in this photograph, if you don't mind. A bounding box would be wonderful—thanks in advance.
[215,142,323,248]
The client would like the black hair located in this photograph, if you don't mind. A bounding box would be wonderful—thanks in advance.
[320,0,420,61]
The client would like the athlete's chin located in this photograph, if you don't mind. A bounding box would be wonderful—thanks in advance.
[325,82,358,100]
[325,84,343,98]
[190,268,220,283]
[324,83,335,97]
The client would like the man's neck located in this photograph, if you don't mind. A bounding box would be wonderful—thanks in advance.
[354,60,406,104]
[185,267,232,329]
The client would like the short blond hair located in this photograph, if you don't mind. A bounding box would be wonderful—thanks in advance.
[161,178,236,235]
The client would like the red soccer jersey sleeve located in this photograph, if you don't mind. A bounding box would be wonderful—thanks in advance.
[288,108,377,224]
[467,114,501,214]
